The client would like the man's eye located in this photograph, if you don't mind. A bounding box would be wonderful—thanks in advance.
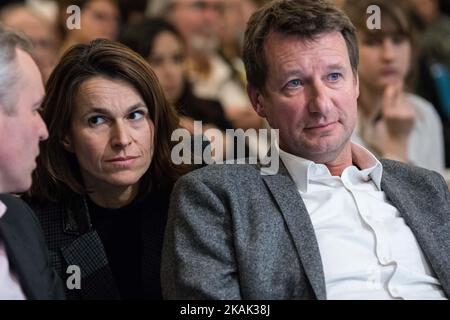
[128,110,145,121]
[328,73,342,82]
[286,79,302,88]
[88,116,106,126]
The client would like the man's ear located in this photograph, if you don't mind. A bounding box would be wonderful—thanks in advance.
[61,135,74,153]
[247,83,266,118]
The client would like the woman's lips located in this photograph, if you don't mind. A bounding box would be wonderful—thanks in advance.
[105,156,140,167]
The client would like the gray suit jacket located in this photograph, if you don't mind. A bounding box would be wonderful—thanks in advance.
[162,159,450,299]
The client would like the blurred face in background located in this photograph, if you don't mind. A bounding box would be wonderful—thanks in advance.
[358,30,411,92]
[219,0,243,43]
[412,0,439,24]
[358,9,412,92]
[147,31,186,103]
[2,7,59,83]
[78,0,120,42]
[168,0,223,53]
[63,76,154,193]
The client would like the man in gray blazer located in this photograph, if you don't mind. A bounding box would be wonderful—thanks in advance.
[0,24,64,299]
[162,0,450,299]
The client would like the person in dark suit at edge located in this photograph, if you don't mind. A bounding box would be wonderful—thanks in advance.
[0,24,64,300]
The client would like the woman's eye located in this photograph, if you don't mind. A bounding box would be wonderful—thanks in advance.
[328,73,341,82]
[128,110,145,121]
[88,116,106,126]
[286,79,302,88]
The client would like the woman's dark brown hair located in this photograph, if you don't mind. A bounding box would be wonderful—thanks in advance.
[29,39,188,202]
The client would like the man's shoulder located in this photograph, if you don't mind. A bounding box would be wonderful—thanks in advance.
[0,193,29,210]
[381,159,447,190]
[183,163,265,182]
[174,163,271,195]
[0,193,44,239]
[0,194,36,223]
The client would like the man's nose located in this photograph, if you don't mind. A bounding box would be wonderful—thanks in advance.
[307,80,331,114]
[38,114,48,141]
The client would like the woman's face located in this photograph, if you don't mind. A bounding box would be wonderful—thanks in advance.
[147,31,186,103]
[358,32,411,91]
[64,76,154,192]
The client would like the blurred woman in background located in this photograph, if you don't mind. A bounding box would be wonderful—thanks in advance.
[344,0,445,173]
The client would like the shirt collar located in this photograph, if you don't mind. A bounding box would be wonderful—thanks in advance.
[0,199,6,219]
[277,141,383,193]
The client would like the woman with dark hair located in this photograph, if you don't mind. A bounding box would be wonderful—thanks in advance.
[344,0,445,173]
[25,39,190,299]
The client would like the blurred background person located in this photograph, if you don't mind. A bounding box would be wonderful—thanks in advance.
[120,18,232,132]
[219,0,268,85]
[117,0,147,26]
[25,40,190,299]
[412,0,450,168]
[344,0,445,174]
[148,0,263,132]
[0,3,60,83]
[121,17,235,160]
[58,0,120,56]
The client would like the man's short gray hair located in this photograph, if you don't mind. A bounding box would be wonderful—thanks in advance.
[0,23,33,115]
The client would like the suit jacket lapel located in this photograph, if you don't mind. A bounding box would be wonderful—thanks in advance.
[381,170,450,297]
[261,163,327,300]
[0,213,36,299]
[61,197,120,299]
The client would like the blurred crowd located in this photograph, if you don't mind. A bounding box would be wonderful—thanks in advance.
[1,0,450,172]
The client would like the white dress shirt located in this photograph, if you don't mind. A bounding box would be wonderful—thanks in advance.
[278,142,447,300]
[0,200,26,300]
